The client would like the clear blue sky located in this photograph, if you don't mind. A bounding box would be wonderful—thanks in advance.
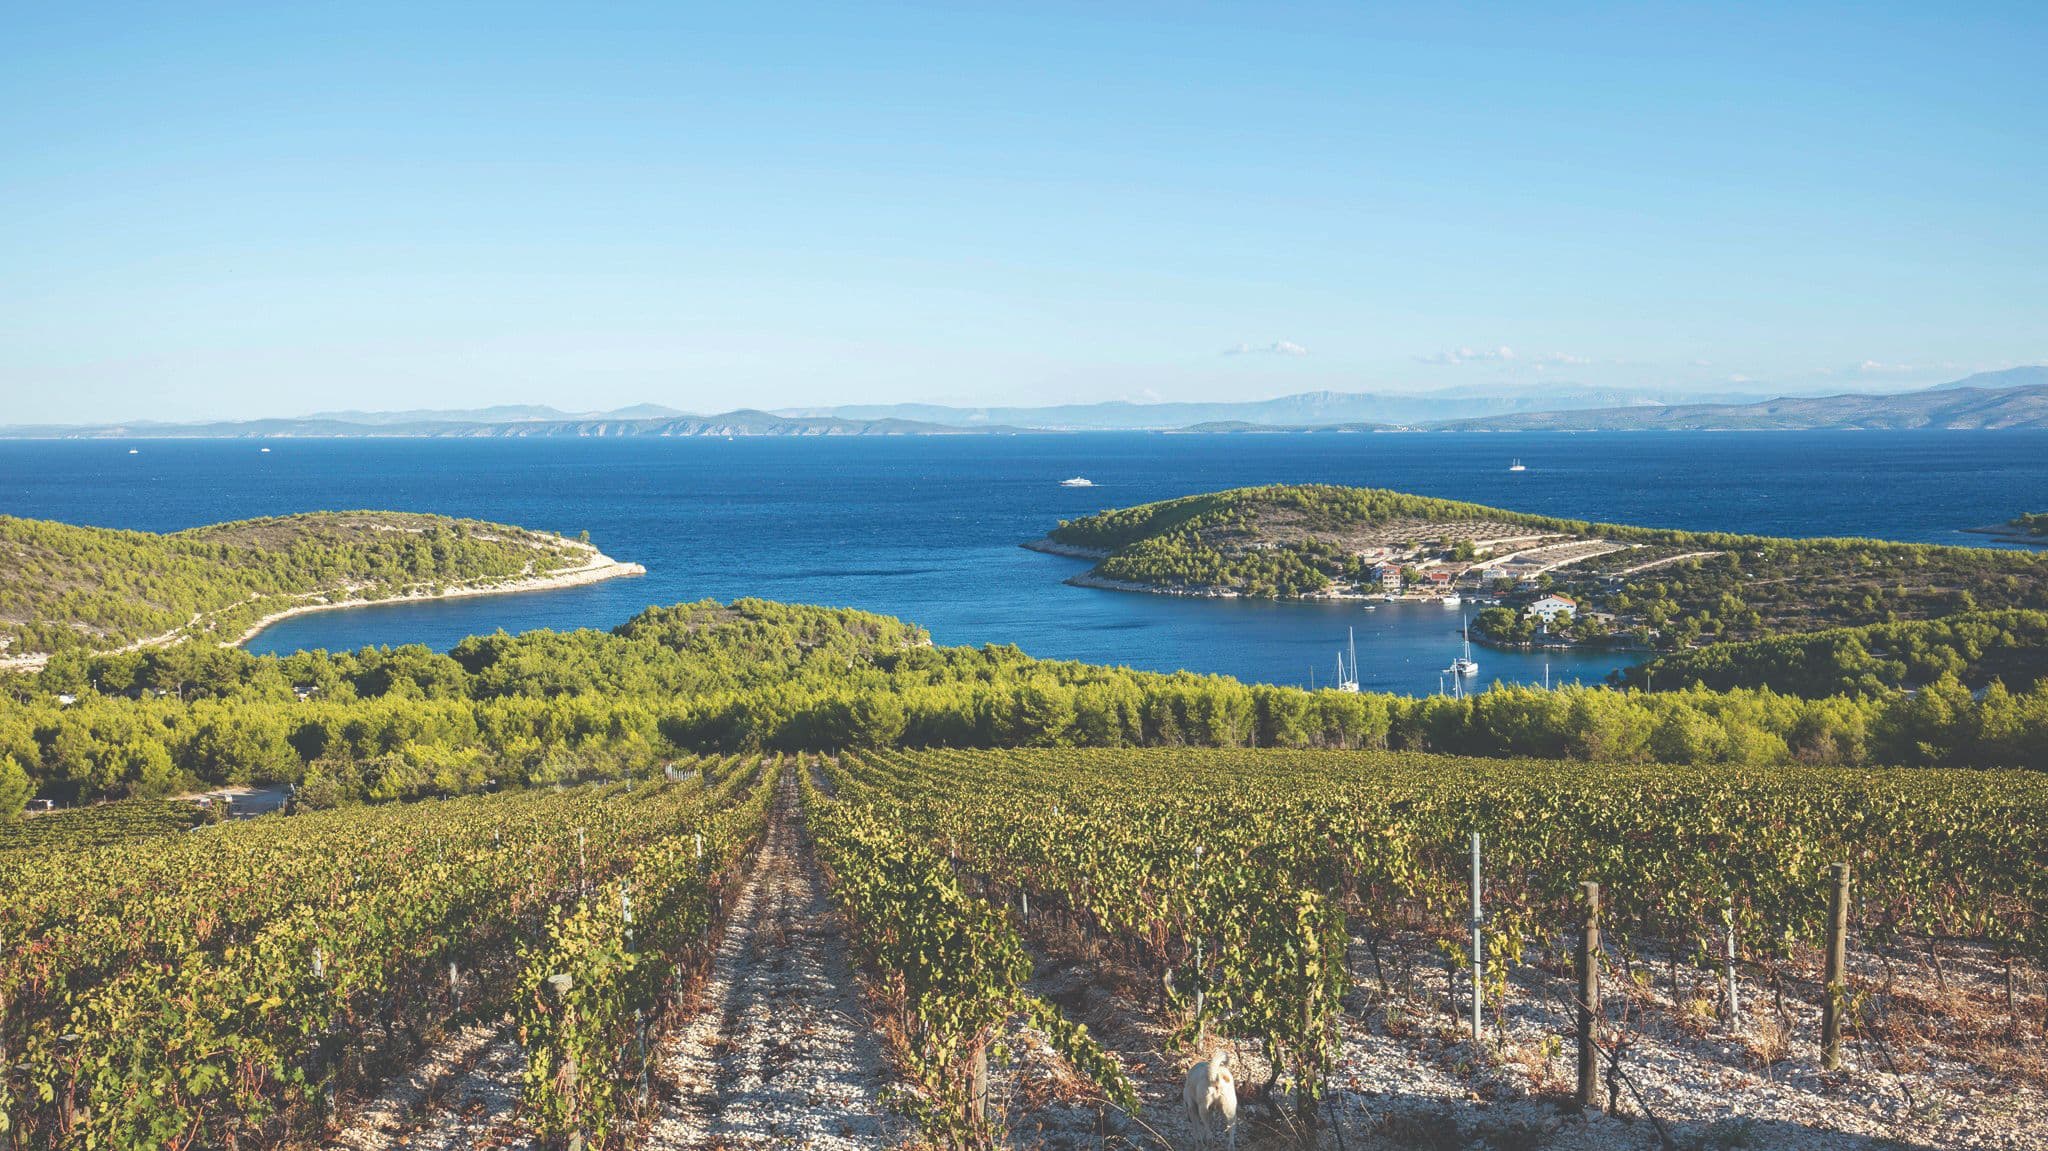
[3,2,2043,422]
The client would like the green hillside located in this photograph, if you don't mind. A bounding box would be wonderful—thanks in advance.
[1046,484,2048,661]
[0,511,599,661]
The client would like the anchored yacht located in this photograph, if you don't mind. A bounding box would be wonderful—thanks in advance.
[1446,616,1480,678]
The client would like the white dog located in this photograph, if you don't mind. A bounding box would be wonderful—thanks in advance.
[1182,1049,1238,1149]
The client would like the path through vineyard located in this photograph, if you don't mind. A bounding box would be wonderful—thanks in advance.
[331,1019,528,1151]
[643,775,897,1150]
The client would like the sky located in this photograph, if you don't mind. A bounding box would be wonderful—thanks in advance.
[2,2,2045,424]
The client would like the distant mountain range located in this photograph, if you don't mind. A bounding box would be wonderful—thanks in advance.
[4,368,2044,438]
[1440,368,2048,431]
[299,403,692,425]
[772,384,1785,430]
[0,409,1008,439]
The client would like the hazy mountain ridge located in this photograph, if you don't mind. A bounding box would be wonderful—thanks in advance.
[5,368,2045,438]
[0,410,1006,439]
[1441,382,2048,432]
[774,385,1760,429]
[1921,367,2048,392]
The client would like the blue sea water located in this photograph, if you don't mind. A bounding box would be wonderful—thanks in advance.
[3,431,2045,696]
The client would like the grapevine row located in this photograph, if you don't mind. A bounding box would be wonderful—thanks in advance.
[516,755,782,1148]
[804,759,1135,1146]
[837,747,2046,1113]
[0,759,751,1149]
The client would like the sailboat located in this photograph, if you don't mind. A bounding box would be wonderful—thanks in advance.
[1446,616,1480,677]
[1334,626,1361,693]
[1508,458,1526,472]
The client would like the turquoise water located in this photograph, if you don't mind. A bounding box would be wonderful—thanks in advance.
[3,431,2044,694]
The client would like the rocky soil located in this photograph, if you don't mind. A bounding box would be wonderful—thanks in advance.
[328,1019,531,1151]
[989,920,2045,1151]
[642,780,899,1150]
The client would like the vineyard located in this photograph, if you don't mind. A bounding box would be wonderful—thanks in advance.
[814,748,2047,1148]
[1,748,2042,1149]
[0,756,777,1150]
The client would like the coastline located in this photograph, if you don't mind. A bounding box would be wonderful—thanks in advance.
[1065,570,1242,598]
[1019,537,1111,561]
[0,545,645,673]
[1961,524,2048,548]
[1022,537,1244,598]
[226,548,646,646]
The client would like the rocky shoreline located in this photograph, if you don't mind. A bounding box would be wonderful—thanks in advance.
[1022,538,1250,597]
[1962,524,2048,548]
[1018,536,1111,561]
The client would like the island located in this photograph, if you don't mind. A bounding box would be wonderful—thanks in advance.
[0,511,642,670]
[1030,483,2048,675]
[1965,511,2048,547]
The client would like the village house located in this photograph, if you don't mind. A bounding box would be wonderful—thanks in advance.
[1461,565,1505,589]
[1364,562,1403,591]
[1525,593,1578,623]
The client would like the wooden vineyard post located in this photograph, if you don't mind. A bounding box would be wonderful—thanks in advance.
[548,973,583,1151]
[1469,831,1484,1045]
[1194,843,1206,1039]
[967,1041,989,1136]
[1722,903,1740,1028]
[1576,881,1601,1112]
[1822,863,1849,1070]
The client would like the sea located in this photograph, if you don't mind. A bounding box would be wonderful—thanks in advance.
[4,431,2045,696]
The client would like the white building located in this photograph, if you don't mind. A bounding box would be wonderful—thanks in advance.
[1525,593,1578,623]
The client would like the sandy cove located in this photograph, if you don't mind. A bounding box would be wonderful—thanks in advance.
[226,547,645,646]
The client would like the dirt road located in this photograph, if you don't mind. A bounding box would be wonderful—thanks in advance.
[643,779,897,1150]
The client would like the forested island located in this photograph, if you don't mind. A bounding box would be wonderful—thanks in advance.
[1966,510,2048,546]
[0,511,640,667]
[1040,484,2048,686]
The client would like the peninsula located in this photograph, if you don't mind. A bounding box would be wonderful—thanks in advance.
[1032,484,2048,677]
[1966,511,2048,547]
[0,511,642,669]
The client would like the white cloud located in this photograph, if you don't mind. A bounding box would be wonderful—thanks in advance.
[1417,345,1516,365]
[1222,340,1309,357]
[1853,359,1920,375]
[1417,345,1588,367]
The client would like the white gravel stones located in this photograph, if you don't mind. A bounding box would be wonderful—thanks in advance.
[643,781,897,1151]
[330,1019,531,1151]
